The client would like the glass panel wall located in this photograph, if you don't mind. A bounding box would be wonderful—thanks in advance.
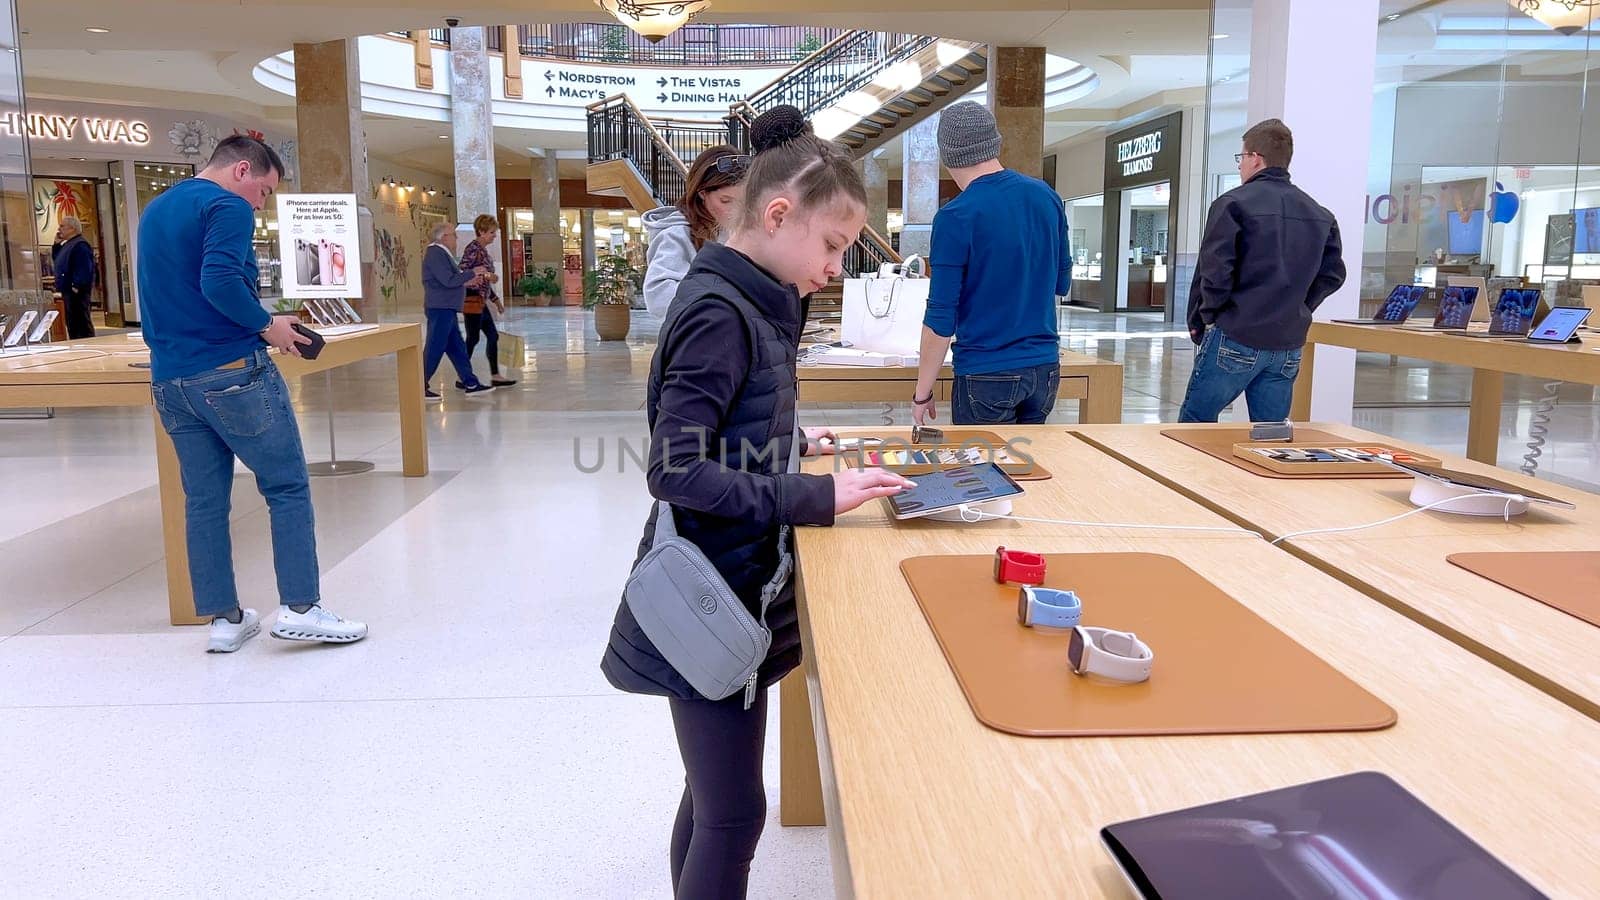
[0,0,33,291]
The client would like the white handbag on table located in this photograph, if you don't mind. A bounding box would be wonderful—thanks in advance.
[841,255,928,356]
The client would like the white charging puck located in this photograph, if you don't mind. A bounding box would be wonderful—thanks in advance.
[1408,475,1528,517]
[925,497,1014,523]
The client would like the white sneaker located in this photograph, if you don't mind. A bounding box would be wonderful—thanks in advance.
[271,605,369,644]
[207,608,261,653]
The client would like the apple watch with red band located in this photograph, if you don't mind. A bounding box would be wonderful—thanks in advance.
[993,547,1047,585]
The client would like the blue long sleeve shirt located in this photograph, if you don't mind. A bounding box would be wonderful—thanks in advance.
[138,178,272,381]
[423,244,477,311]
[925,169,1070,375]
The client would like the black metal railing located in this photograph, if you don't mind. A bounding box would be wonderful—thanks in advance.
[588,95,740,208]
[517,23,849,67]
[845,226,901,276]
[737,31,935,121]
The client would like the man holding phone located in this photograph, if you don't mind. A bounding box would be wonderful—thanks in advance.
[139,135,367,653]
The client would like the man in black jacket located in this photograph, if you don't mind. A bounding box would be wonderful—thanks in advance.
[1180,119,1346,423]
[53,216,97,339]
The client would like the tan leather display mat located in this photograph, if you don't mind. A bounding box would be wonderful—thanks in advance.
[900,553,1397,737]
[840,428,1053,480]
[1162,426,1413,479]
[1447,551,1600,628]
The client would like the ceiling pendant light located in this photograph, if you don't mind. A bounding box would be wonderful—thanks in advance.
[594,0,710,44]
[1509,0,1598,35]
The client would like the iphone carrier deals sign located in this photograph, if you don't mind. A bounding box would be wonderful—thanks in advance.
[533,62,792,113]
[277,194,362,299]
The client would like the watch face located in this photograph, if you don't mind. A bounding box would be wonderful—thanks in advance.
[1017,586,1031,624]
[995,550,1004,582]
[1068,627,1086,672]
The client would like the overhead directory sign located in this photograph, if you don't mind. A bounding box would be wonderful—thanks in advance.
[276,193,362,299]
[528,61,790,114]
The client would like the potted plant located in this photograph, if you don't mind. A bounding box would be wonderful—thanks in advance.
[584,253,641,341]
[518,266,563,308]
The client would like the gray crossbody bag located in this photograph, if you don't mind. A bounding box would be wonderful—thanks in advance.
[624,432,798,708]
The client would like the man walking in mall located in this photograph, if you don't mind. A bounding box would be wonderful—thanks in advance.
[53,216,97,338]
[1180,118,1346,423]
[140,134,368,652]
[912,101,1071,426]
[421,221,493,402]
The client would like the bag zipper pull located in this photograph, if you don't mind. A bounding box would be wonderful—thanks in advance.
[743,672,758,709]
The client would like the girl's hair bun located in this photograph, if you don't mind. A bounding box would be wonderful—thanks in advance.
[750,105,811,152]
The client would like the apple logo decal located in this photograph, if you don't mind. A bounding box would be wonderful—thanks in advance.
[1490,181,1520,225]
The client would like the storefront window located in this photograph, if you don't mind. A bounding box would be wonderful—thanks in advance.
[1067,194,1104,283]
[1365,3,1600,312]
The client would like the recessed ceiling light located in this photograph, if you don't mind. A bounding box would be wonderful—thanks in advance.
[1385,13,1401,21]
[1210,33,1229,40]
[85,26,110,34]
[438,134,448,139]
[1218,75,1232,83]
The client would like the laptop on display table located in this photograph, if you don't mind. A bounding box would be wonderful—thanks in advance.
[1448,288,1543,339]
[1509,306,1591,344]
[1333,285,1425,326]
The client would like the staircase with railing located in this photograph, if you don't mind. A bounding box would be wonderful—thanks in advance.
[583,28,994,276]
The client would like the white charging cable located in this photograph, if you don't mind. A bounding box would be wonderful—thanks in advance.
[953,490,1521,546]
[956,505,1265,539]
[1268,492,1520,545]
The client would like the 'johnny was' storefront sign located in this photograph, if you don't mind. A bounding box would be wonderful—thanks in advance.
[0,111,151,145]
[1104,112,1182,192]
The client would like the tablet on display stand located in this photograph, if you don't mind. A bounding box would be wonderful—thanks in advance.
[884,461,1025,521]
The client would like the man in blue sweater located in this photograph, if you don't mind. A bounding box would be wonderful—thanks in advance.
[912,101,1071,426]
[140,135,367,652]
[420,222,493,402]
[1180,119,1345,423]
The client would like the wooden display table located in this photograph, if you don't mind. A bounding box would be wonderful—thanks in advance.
[797,348,1124,423]
[1290,321,1600,464]
[783,427,1600,898]
[0,325,428,625]
[1073,422,1600,719]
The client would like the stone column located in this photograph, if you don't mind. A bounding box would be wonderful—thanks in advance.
[449,26,497,244]
[989,46,1046,180]
[581,209,598,280]
[900,112,942,259]
[860,152,889,239]
[1248,0,1379,423]
[293,38,374,315]
[529,150,565,302]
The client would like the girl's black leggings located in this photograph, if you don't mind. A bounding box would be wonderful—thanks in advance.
[667,689,769,899]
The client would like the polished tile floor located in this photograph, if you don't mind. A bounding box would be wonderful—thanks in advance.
[2,304,1597,897]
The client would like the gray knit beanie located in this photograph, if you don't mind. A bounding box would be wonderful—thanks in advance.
[938,101,1002,169]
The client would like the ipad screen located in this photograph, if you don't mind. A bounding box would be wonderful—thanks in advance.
[885,462,1023,518]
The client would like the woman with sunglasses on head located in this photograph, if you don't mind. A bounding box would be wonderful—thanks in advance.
[641,145,748,319]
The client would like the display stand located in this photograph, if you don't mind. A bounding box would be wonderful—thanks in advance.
[0,289,58,420]
[305,368,374,477]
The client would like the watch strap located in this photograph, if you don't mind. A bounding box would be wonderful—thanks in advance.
[1018,586,1081,629]
[1077,627,1154,683]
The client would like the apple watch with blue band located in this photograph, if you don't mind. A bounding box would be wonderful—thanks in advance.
[1016,585,1082,629]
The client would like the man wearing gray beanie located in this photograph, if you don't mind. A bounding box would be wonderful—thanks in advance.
[913,100,1072,426]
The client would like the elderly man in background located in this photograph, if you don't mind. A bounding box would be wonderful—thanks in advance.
[53,215,97,338]
[422,221,494,402]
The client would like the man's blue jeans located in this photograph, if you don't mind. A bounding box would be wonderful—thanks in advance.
[1178,328,1303,423]
[951,362,1060,425]
[151,349,319,616]
[424,308,480,388]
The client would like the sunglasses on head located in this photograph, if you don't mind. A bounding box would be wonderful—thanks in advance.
[714,154,751,176]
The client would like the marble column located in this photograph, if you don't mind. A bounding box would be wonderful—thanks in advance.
[529,150,565,303]
[1248,0,1379,423]
[900,112,942,259]
[293,38,374,315]
[581,210,598,279]
[860,152,889,239]
[989,46,1046,180]
[449,26,497,244]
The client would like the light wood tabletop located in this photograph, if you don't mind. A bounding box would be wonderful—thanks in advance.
[797,348,1125,423]
[1292,322,1600,464]
[0,324,429,625]
[786,427,1600,899]
[1072,422,1600,720]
